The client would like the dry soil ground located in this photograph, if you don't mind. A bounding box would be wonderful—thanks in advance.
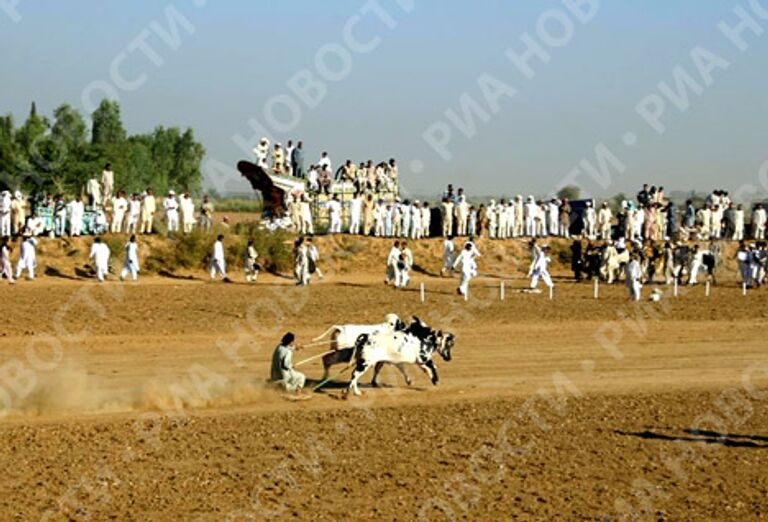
[0,236,767,521]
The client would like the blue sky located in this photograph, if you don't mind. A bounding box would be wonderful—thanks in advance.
[2,0,767,198]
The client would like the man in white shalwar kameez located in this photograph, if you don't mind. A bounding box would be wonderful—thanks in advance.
[395,242,413,288]
[597,202,612,240]
[69,196,85,237]
[294,238,310,286]
[453,242,477,297]
[120,234,140,281]
[164,191,180,233]
[625,252,642,301]
[86,176,101,208]
[524,197,538,237]
[349,193,362,235]
[529,244,554,290]
[441,236,456,277]
[101,164,114,203]
[110,191,128,233]
[126,194,141,234]
[307,236,323,280]
[300,195,314,235]
[327,195,342,234]
[270,333,305,395]
[385,240,401,286]
[15,234,37,280]
[89,237,110,282]
[210,235,227,280]
[180,193,196,233]
[687,245,706,285]
[140,189,156,234]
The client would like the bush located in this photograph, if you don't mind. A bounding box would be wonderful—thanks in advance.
[105,235,127,261]
[145,229,217,272]
[231,221,293,273]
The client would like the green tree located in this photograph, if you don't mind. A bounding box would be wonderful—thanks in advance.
[148,126,180,194]
[91,99,125,145]
[556,184,581,201]
[15,102,49,167]
[3,99,205,197]
[0,115,18,190]
[52,103,87,152]
[173,128,205,194]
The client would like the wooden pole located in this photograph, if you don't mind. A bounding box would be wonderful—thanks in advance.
[673,278,678,297]
[549,285,554,300]
[500,281,505,301]
[295,349,337,368]
[302,338,338,348]
[420,282,425,303]
[593,278,599,299]
[705,280,711,297]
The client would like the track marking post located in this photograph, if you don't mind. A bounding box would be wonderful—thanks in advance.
[420,282,425,303]
[593,278,599,299]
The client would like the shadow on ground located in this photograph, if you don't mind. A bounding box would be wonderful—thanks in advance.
[615,428,768,449]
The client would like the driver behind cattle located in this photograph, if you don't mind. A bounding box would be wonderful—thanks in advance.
[270,333,305,395]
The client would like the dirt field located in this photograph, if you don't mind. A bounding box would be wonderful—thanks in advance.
[1,239,767,520]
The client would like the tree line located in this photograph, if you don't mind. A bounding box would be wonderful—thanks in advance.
[0,99,205,197]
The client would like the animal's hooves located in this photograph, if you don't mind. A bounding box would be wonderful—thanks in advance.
[371,381,379,388]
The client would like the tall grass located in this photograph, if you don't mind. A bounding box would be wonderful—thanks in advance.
[213,198,263,213]
[144,223,293,274]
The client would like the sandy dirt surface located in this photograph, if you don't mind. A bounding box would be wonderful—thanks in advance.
[1,252,767,520]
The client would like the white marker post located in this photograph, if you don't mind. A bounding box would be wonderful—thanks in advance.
[742,282,747,296]
[500,281,506,301]
[464,287,469,302]
[593,278,599,299]
[549,285,554,300]
[673,278,678,297]
[705,280,711,297]
[420,282,425,303]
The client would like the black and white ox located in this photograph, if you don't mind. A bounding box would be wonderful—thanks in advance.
[314,313,406,381]
[346,318,455,397]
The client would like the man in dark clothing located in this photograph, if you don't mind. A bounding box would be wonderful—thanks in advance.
[291,141,305,179]
[570,239,584,282]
